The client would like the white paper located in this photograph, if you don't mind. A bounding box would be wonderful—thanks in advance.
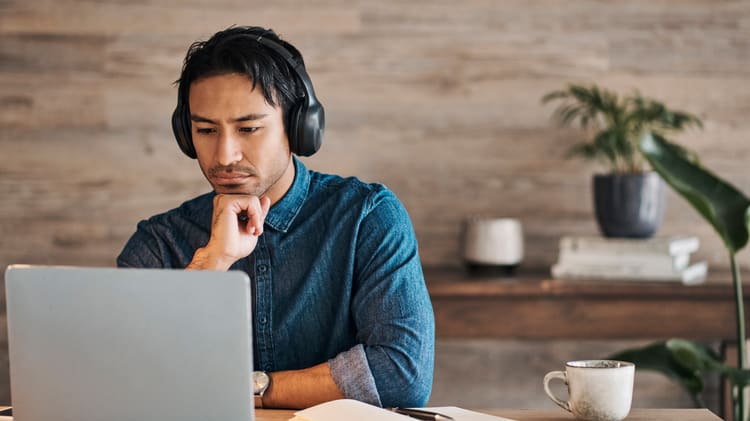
[290,399,517,421]
[425,406,517,421]
[292,399,411,421]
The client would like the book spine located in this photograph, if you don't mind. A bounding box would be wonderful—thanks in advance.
[552,263,679,279]
[551,261,707,284]
[560,236,699,256]
[557,250,691,271]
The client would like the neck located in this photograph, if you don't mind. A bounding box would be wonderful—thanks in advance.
[265,156,296,206]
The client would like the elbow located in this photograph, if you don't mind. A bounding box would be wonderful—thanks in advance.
[381,376,433,408]
[375,348,435,408]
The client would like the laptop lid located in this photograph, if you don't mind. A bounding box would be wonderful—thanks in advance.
[4,265,253,421]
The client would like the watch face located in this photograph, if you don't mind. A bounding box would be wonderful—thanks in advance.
[253,371,270,394]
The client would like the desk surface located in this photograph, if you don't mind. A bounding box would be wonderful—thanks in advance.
[256,408,722,421]
[426,267,750,340]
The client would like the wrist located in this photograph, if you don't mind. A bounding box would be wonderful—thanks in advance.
[187,247,234,271]
[254,371,272,408]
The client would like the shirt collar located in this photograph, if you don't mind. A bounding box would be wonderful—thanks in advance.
[264,157,310,233]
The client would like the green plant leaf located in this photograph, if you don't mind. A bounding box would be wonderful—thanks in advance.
[640,133,750,253]
[566,142,597,159]
[555,104,586,127]
[609,341,705,397]
[724,367,750,389]
[592,128,619,166]
[611,339,750,408]
[666,339,723,372]
[540,90,570,104]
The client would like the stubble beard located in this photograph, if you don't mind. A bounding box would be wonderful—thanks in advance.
[207,156,290,198]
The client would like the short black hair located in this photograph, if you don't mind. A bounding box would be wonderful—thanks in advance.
[175,26,305,131]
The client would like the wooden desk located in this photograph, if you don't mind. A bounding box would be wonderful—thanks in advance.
[255,408,722,421]
[426,267,750,340]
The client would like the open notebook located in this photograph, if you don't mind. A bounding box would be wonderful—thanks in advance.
[290,399,516,421]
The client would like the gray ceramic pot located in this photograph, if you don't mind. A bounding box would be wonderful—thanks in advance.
[593,172,665,238]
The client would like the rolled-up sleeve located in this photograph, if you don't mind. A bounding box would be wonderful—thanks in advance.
[328,344,382,406]
[329,187,435,408]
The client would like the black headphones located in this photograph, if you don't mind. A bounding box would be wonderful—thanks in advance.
[171,31,325,159]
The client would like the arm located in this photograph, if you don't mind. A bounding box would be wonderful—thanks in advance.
[256,189,432,409]
[330,187,435,408]
[120,194,344,408]
[118,194,271,269]
[117,220,167,268]
[261,362,344,409]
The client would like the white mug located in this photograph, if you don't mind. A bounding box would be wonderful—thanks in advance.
[543,360,634,421]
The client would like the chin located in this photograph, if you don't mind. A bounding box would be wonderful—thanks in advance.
[213,183,264,196]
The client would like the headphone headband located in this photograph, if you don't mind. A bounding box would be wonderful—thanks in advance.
[255,36,319,114]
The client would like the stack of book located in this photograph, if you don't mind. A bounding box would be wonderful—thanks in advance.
[551,235,708,285]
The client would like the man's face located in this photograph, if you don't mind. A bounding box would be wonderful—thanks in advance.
[188,73,293,198]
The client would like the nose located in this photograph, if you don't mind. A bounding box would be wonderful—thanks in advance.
[216,130,242,166]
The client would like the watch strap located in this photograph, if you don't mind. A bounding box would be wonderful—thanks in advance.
[253,371,271,409]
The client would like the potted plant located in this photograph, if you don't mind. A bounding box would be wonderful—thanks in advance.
[610,133,750,420]
[542,84,703,238]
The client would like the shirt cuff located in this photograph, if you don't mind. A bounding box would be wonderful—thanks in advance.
[328,344,382,406]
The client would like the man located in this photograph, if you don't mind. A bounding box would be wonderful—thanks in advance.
[117,26,434,410]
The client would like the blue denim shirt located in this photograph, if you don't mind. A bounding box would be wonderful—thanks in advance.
[117,158,434,407]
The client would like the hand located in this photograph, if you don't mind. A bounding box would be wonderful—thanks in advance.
[188,194,271,270]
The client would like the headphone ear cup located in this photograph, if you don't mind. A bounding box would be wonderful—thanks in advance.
[299,101,324,157]
[286,103,304,156]
[287,99,324,157]
[172,104,197,159]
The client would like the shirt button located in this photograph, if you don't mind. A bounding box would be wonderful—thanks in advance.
[258,265,268,273]
[259,316,267,325]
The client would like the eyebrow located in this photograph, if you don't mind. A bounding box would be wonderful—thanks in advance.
[190,113,268,124]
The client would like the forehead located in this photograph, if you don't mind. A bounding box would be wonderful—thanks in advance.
[188,73,278,113]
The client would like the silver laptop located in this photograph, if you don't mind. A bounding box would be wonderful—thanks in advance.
[4,265,254,421]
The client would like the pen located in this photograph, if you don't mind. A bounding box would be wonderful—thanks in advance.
[388,407,455,421]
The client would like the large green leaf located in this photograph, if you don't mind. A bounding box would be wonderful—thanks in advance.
[610,339,750,407]
[640,133,750,253]
[609,341,705,397]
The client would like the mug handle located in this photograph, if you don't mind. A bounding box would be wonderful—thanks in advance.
[543,370,571,412]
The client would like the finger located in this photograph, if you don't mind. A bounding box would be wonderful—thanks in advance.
[215,194,265,236]
[260,196,271,218]
[232,195,263,236]
[214,194,252,230]
[212,194,238,228]
[253,196,272,236]
[241,212,255,236]
[249,202,264,236]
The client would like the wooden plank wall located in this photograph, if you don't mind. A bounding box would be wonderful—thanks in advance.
[1,0,749,406]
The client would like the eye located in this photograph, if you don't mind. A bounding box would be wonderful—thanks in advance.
[239,127,261,133]
[195,127,215,135]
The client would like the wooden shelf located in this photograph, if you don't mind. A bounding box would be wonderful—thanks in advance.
[425,267,750,340]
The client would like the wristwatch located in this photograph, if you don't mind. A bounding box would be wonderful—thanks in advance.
[253,371,271,408]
